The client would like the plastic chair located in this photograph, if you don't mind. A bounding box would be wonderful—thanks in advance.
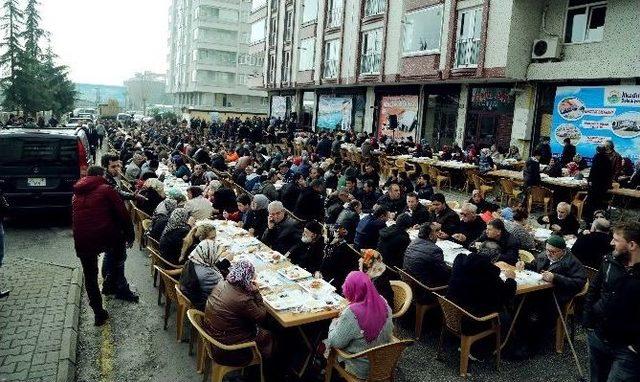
[527,185,554,214]
[147,246,182,304]
[390,280,413,319]
[397,268,447,339]
[434,293,501,378]
[174,285,194,344]
[130,203,151,250]
[403,162,418,178]
[187,309,265,382]
[555,280,589,353]
[155,266,180,330]
[584,265,598,282]
[518,250,535,264]
[324,337,414,382]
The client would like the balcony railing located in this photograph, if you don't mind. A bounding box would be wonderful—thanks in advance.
[360,52,381,75]
[323,59,338,78]
[455,37,480,68]
[326,7,343,29]
[364,0,386,17]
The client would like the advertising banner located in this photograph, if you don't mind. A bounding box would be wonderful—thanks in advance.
[271,96,287,120]
[551,86,640,161]
[377,95,419,140]
[317,95,352,131]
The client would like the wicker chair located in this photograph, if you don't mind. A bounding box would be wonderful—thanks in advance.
[397,268,447,339]
[147,236,160,254]
[434,293,501,378]
[403,162,418,178]
[130,203,151,250]
[470,173,494,196]
[462,169,477,193]
[584,265,598,282]
[555,280,589,353]
[155,266,180,330]
[174,285,194,345]
[571,191,588,221]
[518,249,535,264]
[390,281,413,319]
[187,309,265,382]
[429,166,451,191]
[498,178,522,207]
[324,337,414,382]
[527,186,554,214]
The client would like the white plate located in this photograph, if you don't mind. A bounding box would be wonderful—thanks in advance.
[277,265,312,281]
[298,278,336,295]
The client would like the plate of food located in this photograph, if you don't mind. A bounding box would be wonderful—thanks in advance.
[256,270,285,289]
[277,265,312,281]
[298,278,336,295]
[262,289,308,310]
[256,251,285,264]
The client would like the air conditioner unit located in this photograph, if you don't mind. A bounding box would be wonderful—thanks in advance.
[531,37,562,60]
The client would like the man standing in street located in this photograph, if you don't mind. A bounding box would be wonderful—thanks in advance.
[584,221,640,382]
[100,154,141,302]
[72,166,135,326]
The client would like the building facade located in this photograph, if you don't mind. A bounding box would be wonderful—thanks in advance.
[257,0,640,157]
[167,0,269,118]
[124,72,170,113]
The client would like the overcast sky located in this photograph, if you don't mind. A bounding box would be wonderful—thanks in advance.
[40,0,171,86]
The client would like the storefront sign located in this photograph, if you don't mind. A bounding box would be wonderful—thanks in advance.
[470,88,514,112]
[317,95,352,131]
[378,95,419,140]
[551,86,640,161]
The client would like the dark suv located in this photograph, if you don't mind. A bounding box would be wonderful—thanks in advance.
[0,126,91,211]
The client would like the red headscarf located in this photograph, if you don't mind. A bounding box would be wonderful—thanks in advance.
[341,271,389,343]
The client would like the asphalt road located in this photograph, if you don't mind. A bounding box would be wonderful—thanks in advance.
[4,211,591,382]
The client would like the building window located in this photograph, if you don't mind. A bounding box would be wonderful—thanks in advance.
[454,6,482,68]
[268,54,277,83]
[250,18,266,43]
[364,0,386,17]
[565,0,607,43]
[282,51,291,82]
[237,74,247,85]
[191,70,197,82]
[195,6,239,22]
[402,4,443,55]
[326,0,343,29]
[323,39,340,79]
[251,0,267,12]
[360,28,382,75]
[284,9,293,42]
[269,16,277,46]
[302,0,318,23]
[298,37,315,71]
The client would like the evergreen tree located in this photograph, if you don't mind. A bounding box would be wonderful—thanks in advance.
[0,0,24,111]
[23,0,44,59]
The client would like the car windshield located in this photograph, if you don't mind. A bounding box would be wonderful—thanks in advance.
[0,137,77,166]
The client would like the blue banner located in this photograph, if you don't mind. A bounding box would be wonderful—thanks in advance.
[551,86,640,161]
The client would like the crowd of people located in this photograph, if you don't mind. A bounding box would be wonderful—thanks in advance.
[68,115,639,382]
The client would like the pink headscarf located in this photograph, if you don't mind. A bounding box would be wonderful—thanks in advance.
[341,271,389,343]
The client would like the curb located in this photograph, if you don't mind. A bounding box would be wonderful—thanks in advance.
[57,267,83,382]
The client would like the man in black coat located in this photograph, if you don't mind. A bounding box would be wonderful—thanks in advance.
[354,207,388,250]
[280,173,305,211]
[536,137,552,165]
[537,201,580,236]
[560,138,576,166]
[288,221,325,274]
[572,218,612,269]
[335,200,361,244]
[471,219,521,265]
[584,222,640,382]
[403,223,451,302]
[358,180,380,213]
[376,213,412,269]
[404,192,431,226]
[320,223,359,291]
[431,193,459,237]
[294,179,325,222]
[374,182,406,216]
[262,201,302,254]
[523,150,541,188]
[585,145,612,222]
[451,203,486,248]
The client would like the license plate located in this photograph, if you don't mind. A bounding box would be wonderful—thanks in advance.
[27,178,46,187]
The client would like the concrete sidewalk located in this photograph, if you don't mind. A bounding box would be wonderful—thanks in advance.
[0,257,82,382]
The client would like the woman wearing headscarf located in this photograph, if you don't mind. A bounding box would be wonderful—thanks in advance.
[179,222,224,310]
[243,194,269,238]
[358,249,394,305]
[159,208,191,264]
[149,198,178,240]
[137,178,165,216]
[203,260,273,366]
[325,271,394,379]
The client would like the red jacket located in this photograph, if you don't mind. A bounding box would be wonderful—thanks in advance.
[72,176,134,256]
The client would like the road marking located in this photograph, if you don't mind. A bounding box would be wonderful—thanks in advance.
[99,322,115,382]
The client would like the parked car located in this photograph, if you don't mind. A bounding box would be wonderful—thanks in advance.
[0,126,91,211]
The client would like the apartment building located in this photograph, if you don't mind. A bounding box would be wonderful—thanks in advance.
[167,0,269,119]
[257,0,640,157]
